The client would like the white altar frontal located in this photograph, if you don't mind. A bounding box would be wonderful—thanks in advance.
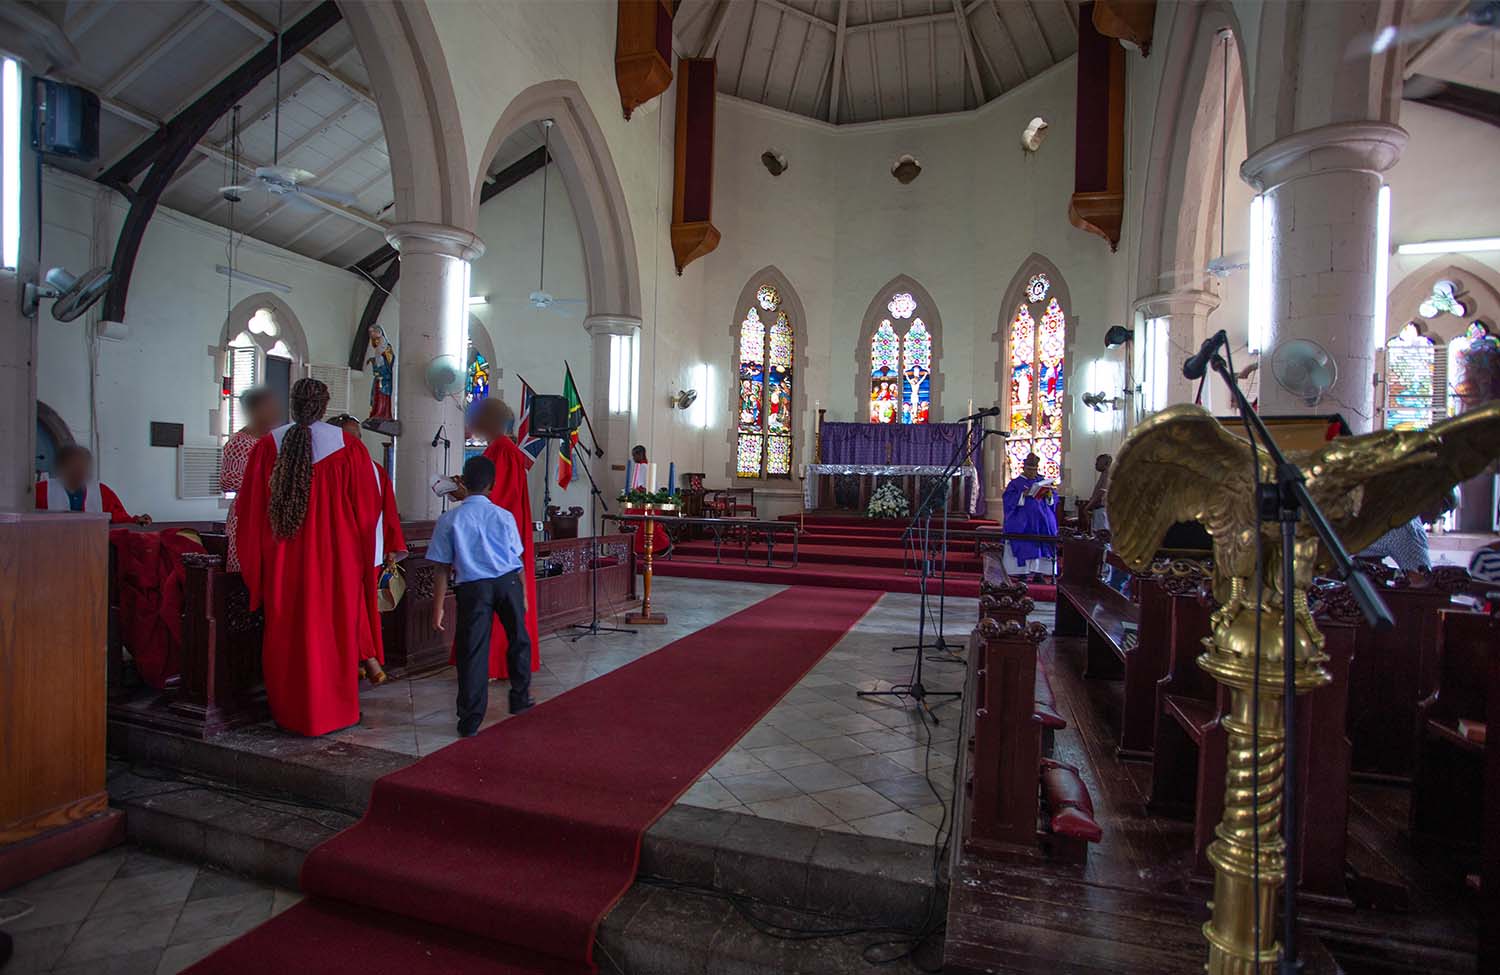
[802,464,980,516]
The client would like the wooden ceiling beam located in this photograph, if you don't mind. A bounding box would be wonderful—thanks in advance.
[865,1,881,121]
[698,0,733,57]
[103,5,218,97]
[99,1,344,322]
[951,0,986,108]
[784,17,816,112]
[828,0,849,122]
[758,0,837,32]
[760,8,787,104]
[1019,0,1057,63]
[204,0,375,109]
[847,10,953,34]
[230,123,390,233]
[988,0,1029,89]
[64,1,118,38]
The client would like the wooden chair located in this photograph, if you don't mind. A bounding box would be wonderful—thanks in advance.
[708,487,757,519]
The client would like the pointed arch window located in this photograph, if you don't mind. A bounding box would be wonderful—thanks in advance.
[1447,321,1499,417]
[869,292,932,424]
[1384,323,1439,430]
[736,284,794,477]
[223,306,299,436]
[1005,274,1066,482]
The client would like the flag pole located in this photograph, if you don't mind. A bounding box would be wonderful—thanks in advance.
[564,360,606,457]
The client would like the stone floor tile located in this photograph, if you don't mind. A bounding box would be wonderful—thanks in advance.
[744,743,825,770]
[156,936,237,974]
[56,908,178,965]
[809,784,901,822]
[269,889,303,917]
[677,777,742,810]
[800,735,877,762]
[2,881,106,932]
[746,795,844,829]
[54,947,164,974]
[5,921,81,974]
[776,762,861,795]
[831,753,914,785]
[817,712,888,735]
[168,890,274,945]
[709,749,770,778]
[865,773,951,808]
[716,770,801,804]
[848,809,941,845]
[90,867,196,918]
[848,729,920,754]
[186,870,267,904]
[735,725,795,749]
[882,745,957,775]
[7,848,124,895]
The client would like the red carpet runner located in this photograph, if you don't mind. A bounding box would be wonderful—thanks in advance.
[188,585,883,974]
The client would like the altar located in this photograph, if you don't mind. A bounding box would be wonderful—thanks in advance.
[809,419,987,517]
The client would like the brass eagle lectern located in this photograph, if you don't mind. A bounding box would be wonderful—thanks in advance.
[1110,402,1500,973]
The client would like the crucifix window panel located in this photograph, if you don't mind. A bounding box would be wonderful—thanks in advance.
[1005,274,1066,483]
[869,291,933,424]
[736,284,794,478]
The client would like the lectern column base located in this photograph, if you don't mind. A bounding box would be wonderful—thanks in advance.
[625,611,668,625]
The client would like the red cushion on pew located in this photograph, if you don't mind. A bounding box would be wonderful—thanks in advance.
[1040,758,1102,842]
[1050,806,1104,843]
[1035,702,1067,730]
[1034,668,1065,729]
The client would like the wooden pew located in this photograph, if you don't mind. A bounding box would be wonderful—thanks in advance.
[1410,609,1499,854]
[1153,584,1359,902]
[978,572,1061,741]
[1345,579,1462,781]
[381,520,459,677]
[963,617,1101,863]
[1056,537,1209,759]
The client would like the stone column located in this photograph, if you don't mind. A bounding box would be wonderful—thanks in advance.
[1241,121,1406,432]
[584,314,642,490]
[386,222,485,519]
[1135,289,1221,410]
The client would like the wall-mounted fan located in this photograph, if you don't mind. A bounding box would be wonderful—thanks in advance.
[670,388,698,410]
[425,354,466,401]
[498,119,586,316]
[217,4,359,215]
[1270,339,1338,405]
[23,265,111,322]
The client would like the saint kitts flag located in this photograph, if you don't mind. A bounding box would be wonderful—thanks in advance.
[557,366,582,489]
[514,379,545,469]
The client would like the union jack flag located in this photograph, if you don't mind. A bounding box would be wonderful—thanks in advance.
[514,378,545,469]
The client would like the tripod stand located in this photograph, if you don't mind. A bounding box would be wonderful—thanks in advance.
[569,450,636,641]
[862,419,1000,721]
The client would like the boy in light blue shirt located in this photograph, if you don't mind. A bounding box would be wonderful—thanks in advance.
[428,456,533,735]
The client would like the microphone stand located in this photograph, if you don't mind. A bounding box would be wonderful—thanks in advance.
[866,413,1002,719]
[569,449,636,641]
[1204,351,1393,974]
[433,425,452,513]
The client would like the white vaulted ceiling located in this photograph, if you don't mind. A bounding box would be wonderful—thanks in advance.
[672,0,1080,124]
[41,0,392,270]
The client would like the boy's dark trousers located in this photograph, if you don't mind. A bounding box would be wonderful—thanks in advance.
[452,568,532,733]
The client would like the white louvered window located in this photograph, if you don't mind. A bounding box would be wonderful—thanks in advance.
[307,363,352,417]
[178,444,224,500]
[226,336,260,435]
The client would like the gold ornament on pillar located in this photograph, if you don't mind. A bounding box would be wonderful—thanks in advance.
[1108,402,1500,973]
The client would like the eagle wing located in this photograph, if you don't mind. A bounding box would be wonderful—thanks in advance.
[1299,402,1500,557]
[1108,405,1259,581]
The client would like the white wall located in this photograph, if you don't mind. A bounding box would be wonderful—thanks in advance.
[36,168,371,521]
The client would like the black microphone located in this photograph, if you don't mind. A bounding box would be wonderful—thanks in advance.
[1182,329,1229,381]
[961,406,1003,420]
[431,424,446,448]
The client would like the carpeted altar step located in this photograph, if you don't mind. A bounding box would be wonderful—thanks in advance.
[186,586,883,974]
[669,540,983,573]
[651,557,1056,603]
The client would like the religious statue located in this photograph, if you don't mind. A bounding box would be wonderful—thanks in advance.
[366,325,395,421]
[1109,402,1500,973]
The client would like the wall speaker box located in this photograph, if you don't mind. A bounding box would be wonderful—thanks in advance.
[149,422,184,448]
[531,394,570,437]
[33,80,100,162]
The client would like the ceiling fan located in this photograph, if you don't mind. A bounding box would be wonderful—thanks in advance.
[218,2,359,214]
[499,120,586,315]
[1354,0,1499,55]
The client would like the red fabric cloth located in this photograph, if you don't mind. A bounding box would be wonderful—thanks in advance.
[480,437,540,678]
[35,480,133,523]
[622,506,672,559]
[364,463,406,666]
[185,586,882,975]
[109,528,206,689]
[236,428,381,735]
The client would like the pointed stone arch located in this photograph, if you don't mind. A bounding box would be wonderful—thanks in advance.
[853,274,945,423]
[475,81,641,323]
[1387,256,1500,344]
[216,292,309,363]
[725,266,809,482]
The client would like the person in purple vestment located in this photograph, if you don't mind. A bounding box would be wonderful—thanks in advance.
[1002,453,1059,582]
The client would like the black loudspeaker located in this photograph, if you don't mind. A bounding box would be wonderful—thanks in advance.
[32,80,100,161]
[531,394,570,438]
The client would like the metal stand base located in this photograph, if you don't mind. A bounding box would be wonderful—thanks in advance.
[858,683,961,724]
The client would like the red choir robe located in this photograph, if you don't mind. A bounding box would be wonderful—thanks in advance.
[482,436,540,677]
[236,422,380,735]
[364,460,407,665]
[36,478,134,523]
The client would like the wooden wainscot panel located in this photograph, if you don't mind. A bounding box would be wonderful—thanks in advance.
[0,512,123,887]
[671,57,721,274]
[1070,2,1126,250]
[616,0,675,120]
[1092,0,1156,57]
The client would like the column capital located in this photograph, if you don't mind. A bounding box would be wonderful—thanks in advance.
[1134,289,1221,320]
[1240,120,1408,193]
[385,221,485,261]
[584,314,642,337]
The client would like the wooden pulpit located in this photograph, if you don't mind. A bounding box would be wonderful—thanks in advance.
[0,512,124,889]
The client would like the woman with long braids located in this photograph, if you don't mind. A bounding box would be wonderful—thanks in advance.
[236,378,382,735]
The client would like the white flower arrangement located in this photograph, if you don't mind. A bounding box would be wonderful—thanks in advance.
[867,481,910,520]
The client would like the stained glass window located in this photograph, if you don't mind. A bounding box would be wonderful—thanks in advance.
[870,294,934,424]
[466,349,490,407]
[1448,322,1499,418]
[1384,323,1436,431]
[736,285,794,477]
[1006,281,1067,483]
